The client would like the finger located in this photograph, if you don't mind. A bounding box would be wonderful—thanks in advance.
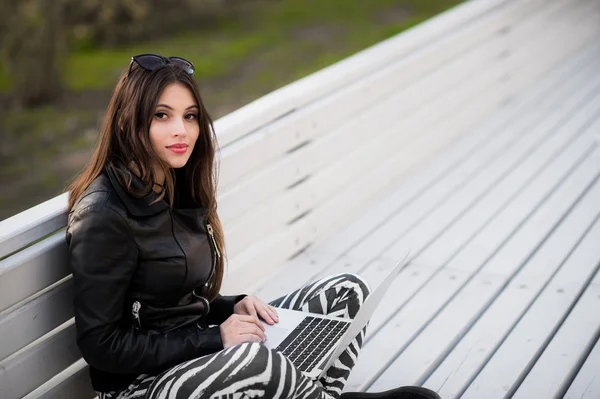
[269,306,279,321]
[239,315,266,331]
[258,307,275,325]
[238,325,267,341]
[254,325,267,341]
[239,334,263,344]
[242,325,266,341]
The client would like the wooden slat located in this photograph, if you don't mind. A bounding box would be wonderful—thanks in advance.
[223,0,598,287]
[384,157,600,397]
[251,39,600,301]
[0,277,73,361]
[225,23,600,296]
[219,22,507,229]
[377,71,599,273]
[0,233,69,313]
[0,319,80,399]
[348,142,587,391]
[221,0,579,256]
[0,193,68,260]
[353,99,600,335]
[433,204,600,398]
[563,332,600,398]
[222,27,517,256]
[216,0,564,193]
[222,65,504,292]
[211,0,511,148]
[378,0,600,268]
[217,0,559,226]
[23,358,96,399]
[348,87,593,388]
[508,270,600,398]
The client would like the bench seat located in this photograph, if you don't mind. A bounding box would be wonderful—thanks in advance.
[1,0,599,397]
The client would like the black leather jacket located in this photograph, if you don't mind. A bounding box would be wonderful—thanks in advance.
[66,164,245,392]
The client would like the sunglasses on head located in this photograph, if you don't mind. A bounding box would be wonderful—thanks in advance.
[129,54,195,76]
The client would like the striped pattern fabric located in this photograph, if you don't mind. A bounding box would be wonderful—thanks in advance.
[99,273,370,399]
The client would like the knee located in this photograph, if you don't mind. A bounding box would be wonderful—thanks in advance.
[230,342,276,368]
[336,273,371,298]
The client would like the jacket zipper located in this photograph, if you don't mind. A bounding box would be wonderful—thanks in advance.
[206,222,220,282]
[132,300,142,330]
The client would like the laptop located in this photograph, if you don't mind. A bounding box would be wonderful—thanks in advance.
[262,249,411,380]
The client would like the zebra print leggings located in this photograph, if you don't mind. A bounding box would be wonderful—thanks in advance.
[99,273,371,399]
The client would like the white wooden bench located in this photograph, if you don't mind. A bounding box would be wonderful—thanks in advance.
[1,0,599,397]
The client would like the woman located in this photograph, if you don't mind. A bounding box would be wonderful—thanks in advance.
[66,54,440,399]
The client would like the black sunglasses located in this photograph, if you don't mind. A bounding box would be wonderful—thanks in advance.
[129,54,195,75]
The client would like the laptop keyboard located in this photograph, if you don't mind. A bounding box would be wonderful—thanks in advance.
[275,316,351,372]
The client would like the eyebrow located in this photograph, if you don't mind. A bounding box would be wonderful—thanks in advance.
[156,104,199,110]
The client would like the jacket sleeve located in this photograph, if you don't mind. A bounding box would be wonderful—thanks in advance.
[207,294,247,325]
[67,204,223,375]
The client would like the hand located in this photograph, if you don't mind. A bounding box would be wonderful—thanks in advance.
[234,296,279,325]
[220,314,267,349]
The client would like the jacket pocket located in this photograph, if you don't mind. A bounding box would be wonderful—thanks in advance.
[128,292,210,333]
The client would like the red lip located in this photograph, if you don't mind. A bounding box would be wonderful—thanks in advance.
[167,143,188,155]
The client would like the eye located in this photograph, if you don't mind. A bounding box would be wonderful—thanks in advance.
[185,113,198,120]
[154,112,168,120]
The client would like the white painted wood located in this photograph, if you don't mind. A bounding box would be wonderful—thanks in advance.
[312,59,600,298]
[0,193,68,260]
[509,270,600,398]
[411,95,600,268]
[0,319,79,399]
[0,233,69,313]
[379,77,600,273]
[222,0,600,289]
[564,333,600,399]
[223,36,514,256]
[329,56,600,277]
[216,0,568,192]
[222,4,574,254]
[251,39,600,301]
[431,200,600,398]
[0,277,73,361]
[225,31,600,293]
[217,0,565,226]
[366,112,600,336]
[222,81,497,293]
[345,125,600,392]
[23,358,96,399]
[382,158,600,398]
[219,27,508,229]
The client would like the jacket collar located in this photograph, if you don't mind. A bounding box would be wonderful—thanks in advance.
[105,162,169,217]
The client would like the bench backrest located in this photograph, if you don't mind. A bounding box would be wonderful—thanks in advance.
[2,0,598,397]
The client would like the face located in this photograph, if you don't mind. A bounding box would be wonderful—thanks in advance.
[149,82,200,172]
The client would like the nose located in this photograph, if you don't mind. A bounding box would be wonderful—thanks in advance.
[172,117,187,137]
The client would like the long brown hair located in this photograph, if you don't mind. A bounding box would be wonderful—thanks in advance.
[68,60,226,300]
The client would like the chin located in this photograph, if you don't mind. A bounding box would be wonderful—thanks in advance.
[167,158,190,169]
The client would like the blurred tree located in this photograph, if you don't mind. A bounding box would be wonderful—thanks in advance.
[0,0,244,107]
[1,0,66,107]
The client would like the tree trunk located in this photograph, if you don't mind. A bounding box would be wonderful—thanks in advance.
[5,0,66,107]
